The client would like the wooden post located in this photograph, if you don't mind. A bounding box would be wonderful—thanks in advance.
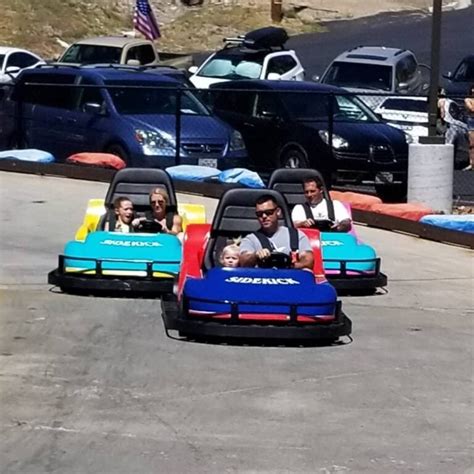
[271,0,283,23]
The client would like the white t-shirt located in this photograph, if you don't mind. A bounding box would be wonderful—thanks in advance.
[291,199,351,224]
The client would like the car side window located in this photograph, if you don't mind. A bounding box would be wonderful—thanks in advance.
[78,77,104,110]
[213,90,255,116]
[266,56,297,77]
[126,45,156,65]
[7,52,39,69]
[396,55,417,84]
[19,73,78,109]
[254,92,279,117]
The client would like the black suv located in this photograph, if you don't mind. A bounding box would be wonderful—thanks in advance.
[209,80,409,200]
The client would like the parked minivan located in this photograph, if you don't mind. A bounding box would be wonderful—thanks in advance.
[209,80,409,200]
[2,65,247,168]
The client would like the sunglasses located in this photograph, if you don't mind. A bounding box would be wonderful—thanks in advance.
[256,207,278,218]
[151,199,166,205]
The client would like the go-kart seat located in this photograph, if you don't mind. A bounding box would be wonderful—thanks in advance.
[100,168,178,230]
[267,168,331,209]
[202,188,293,271]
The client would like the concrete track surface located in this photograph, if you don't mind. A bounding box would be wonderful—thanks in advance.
[0,172,472,474]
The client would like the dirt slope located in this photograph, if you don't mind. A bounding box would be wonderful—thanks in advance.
[0,0,433,59]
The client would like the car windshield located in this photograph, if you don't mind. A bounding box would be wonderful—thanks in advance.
[0,54,4,70]
[198,52,264,80]
[323,62,393,91]
[106,80,210,115]
[60,45,122,64]
[380,98,427,112]
[453,60,474,82]
[280,91,378,122]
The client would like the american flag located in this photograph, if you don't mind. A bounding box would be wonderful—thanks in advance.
[133,0,161,40]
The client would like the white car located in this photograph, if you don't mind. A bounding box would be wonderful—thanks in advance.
[188,27,305,89]
[374,96,429,142]
[0,47,44,83]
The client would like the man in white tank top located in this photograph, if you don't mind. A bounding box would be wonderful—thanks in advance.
[291,177,352,232]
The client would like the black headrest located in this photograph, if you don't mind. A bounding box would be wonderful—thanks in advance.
[211,188,292,234]
[267,168,331,207]
[104,168,177,210]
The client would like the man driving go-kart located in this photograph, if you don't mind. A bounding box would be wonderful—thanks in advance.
[240,194,314,270]
[291,177,352,233]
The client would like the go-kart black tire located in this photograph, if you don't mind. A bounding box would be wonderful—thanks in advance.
[106,144,129,165]
[279,147,309,169]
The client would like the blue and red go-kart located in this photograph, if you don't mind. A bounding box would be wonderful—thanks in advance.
[268,169,387,292]
[161,188,351,341]
[48,168,206,295]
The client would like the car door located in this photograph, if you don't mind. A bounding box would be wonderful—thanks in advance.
[212,87,275,170]
[19,72,79,159]
[262,52,304,81]
[59,75,110,156]
[395,54,422,94]
[5,52,41,77]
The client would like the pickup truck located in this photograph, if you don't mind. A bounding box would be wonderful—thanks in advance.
[57,36,193,70]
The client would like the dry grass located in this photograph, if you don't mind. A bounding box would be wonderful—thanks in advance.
[0,1,322,58]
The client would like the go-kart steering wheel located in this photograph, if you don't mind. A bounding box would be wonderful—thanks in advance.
[310,219,335,232]
[259,252,292,269]
[139,218,163,233]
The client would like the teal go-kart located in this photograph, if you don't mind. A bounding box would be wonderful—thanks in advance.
[268,169,387,292]
[161,188,351,342]
[48,168,206,295]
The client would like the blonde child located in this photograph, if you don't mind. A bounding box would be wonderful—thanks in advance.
[219,244,240,268]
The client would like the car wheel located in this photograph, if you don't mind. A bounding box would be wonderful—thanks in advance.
[279,147,309,169]
[106,144,129,165]
[375,183,407,203]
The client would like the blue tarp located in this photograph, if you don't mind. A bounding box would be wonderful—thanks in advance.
[166,165,220,181]
[420,214,474,234]
[217,168,265,188]
[0,149,55,163]
[165,165,265,188]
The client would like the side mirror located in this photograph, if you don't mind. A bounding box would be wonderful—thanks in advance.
[397,82,409,93]
[126,59,141,66]
[83,102,103,115]
[259,110,278,120]
[5,66,21,76]
[312,74,320,82]
[267,72,281,81]
[188,65,198,74]
[442,71,453,79]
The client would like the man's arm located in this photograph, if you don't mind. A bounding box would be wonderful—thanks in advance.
[293,230,315,270]
[334,219,352,232]
[291,204,314,228]
[239,235,269,267]
[293,250,314,270]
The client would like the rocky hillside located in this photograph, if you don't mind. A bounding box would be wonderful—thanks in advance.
[1,0,432,59]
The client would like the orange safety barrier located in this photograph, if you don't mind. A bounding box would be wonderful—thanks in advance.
[369,203,435,221]
[329,191,382,211]
[66,153,126,170]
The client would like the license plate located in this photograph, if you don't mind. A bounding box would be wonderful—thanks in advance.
[198,158,218,168]
[375,172,394,184]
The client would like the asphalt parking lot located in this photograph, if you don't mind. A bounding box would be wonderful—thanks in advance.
[0,172,472,474]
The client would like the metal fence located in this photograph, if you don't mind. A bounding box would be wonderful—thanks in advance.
[0,77,472,204]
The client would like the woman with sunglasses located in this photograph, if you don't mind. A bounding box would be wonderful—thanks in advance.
[239,194,314,270]
[133,188,183,235]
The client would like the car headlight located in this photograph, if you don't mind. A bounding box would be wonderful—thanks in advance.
[318,130,349,149]
[135,129,175,156]
[404,131,415,144]
[229,130,245,151]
